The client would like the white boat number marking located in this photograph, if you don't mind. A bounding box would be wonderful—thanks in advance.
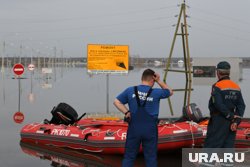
[121,132,126,140]
[202,129,207,136]
[51,129,70,136]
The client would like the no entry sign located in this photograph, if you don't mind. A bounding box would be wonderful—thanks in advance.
[13,63,25,76]
[13,111,25,124]
[28,64,35,71]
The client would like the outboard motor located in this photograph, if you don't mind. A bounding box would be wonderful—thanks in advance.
[49,103,78,125]
[183,103,203,123]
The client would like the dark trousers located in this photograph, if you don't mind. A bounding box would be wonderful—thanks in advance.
[122,108,158,167]
[204,115,236,148]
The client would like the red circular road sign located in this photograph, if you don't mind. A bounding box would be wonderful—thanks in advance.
[13,63,25,76]
[13,111,25,124]
[28,64,35,71]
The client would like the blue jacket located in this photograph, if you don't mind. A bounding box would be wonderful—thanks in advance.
[208,76,245,124]
[116,85,170,118]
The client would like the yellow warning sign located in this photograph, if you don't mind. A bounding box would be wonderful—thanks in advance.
[87,44,129,74]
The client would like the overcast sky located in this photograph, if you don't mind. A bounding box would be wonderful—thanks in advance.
[0,0,250,58]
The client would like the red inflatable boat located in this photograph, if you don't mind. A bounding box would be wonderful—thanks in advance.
[20,103,250,154]
[20,118,204,154]
[198,118,250,148]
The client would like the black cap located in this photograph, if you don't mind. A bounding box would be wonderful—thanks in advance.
[216,61,231,70]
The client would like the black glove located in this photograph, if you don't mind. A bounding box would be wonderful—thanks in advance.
[124,111,131,123]
[124,116,131,123]
[233,117,242,125]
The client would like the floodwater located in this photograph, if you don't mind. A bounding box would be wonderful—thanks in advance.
[0,66,249,167]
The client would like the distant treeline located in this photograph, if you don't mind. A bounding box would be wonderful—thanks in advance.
[241,57,250,68]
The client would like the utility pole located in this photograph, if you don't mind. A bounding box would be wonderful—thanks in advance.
[163,1,192,115]
[19,44,22,64]
[1,41,5,73]
[54,46,57,81]
[60,49,64,78]
[1,41,6,104]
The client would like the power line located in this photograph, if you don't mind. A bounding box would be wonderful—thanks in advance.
[191,6,250,26]
[15,25,173,42]
[0,5,177,24]
[191,16,250,35]
[191,26,250,43]
[0,16,174,34]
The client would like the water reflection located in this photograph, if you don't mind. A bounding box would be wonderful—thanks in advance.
[1,68,6,104]
[20,141,182,167]
[41,68,53,89]
[28,70,35,103]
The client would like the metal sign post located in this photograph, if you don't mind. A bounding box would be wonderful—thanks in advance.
[106,74,109,114]
[28,64,35,94]
[13,63,25,123]
[28,64,35,102]
[87,44,129,114]
[13,63,24,111]
[1,41,6,103]
[18,77,21,112]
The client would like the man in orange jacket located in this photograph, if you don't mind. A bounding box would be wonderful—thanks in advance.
[204,61,245,148]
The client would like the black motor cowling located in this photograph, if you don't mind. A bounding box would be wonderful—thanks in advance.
[183,103,203,123]
[49,103,78,125]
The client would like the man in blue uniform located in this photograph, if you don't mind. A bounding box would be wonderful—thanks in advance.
[113,69,173,167]
[204,61,245,148]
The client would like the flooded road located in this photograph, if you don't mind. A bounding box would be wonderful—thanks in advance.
[0,67,249,167]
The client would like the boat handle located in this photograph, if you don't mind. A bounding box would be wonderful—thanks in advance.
[84,133,92,141]
[246,133,250,139]
[39,127,51,134]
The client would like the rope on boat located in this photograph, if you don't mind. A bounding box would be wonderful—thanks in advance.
[158,123,183,134]
[233,128,250,138]
[189,120,195,148]
[172,124,184,130]
[244,128,250,134]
